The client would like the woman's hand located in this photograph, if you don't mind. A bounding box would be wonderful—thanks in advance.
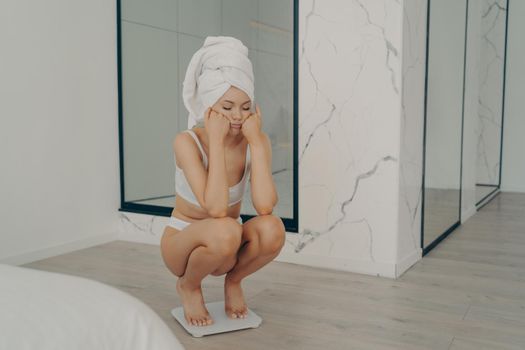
[241,104,263,143]
[204,107,230,143]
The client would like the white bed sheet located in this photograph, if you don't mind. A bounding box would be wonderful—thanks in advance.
[0,264,184,350]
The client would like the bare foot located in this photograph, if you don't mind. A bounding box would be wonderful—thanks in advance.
[176,277,213,326]
[224,278,248,319]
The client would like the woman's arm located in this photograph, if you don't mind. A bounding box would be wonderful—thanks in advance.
[249,132,278,215]
[204,137,230,217]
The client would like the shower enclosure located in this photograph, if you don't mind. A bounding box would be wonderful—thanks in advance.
[422,0,509,254]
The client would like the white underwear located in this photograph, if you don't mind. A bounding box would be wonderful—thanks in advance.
[167,215,243,230]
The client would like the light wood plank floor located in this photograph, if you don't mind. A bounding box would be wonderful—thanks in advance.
[23,191,525,349]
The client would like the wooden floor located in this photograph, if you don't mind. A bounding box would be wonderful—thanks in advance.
[23,192,525,349]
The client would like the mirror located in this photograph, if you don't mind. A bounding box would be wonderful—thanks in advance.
[422,0,467,251]
[117,0,297,230]
[475,0,508,204]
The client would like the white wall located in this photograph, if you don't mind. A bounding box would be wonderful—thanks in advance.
[0,0,120,264]
[501,0,525,192]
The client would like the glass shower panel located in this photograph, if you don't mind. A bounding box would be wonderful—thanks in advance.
[423,0,467,250]
[475,0,508,204]
[119,0,295,220]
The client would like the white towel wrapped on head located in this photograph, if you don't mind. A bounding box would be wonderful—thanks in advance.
[182,36,255,129]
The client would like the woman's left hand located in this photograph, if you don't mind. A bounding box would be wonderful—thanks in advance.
[241,104,263,143]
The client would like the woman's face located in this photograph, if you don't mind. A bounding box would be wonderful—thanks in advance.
[212,86,252,135]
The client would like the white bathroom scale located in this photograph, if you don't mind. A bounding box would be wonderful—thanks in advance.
[171,300,262,337]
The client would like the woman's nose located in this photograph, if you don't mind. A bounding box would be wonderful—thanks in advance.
[231,114,242,121]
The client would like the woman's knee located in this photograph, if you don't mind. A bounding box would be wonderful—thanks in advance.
[257,214,286,254]
[208,217,243,255]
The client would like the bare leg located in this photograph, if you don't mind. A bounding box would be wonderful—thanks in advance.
[177,244,237,326]
[160,217,242,327]
[224,250,281,318]
[223,215,286,319]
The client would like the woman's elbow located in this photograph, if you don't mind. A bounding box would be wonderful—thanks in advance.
[254,195,277,215]
[255,205,274,216]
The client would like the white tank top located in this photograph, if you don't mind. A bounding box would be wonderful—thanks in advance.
[174,129,251,207]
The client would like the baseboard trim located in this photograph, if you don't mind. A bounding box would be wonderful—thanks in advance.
[395,248,422,278]
[500,187,525,193]
[273,250,398,279]
[461,205,477,223]
[0,231,119,266]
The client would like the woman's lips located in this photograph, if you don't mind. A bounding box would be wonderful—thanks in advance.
[231,124,241,128]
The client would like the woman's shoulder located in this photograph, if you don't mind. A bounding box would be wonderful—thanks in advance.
[173,128,201,145]
[172,129,205,166]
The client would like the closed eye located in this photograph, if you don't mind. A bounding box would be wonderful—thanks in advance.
[223,107,251,111]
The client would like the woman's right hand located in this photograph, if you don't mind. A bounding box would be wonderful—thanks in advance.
[204,107,230,143]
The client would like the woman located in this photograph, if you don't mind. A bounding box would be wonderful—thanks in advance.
[160,36,286,328]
